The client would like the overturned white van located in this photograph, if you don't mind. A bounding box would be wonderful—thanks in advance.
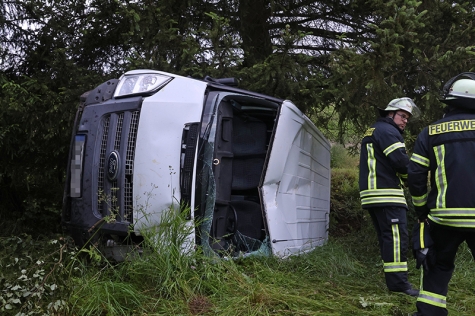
[62,69,331,260]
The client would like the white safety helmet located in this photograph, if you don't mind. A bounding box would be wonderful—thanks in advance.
[441,73,475,109]
[444,79,475,99]
[378,97,421,119]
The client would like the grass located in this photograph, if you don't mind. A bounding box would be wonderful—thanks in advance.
[2,211,475,315]
[0,184,470,316]
[4,133,473,315]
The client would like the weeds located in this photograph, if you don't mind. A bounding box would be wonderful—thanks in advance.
[330,143,359,169]
[69,278,147,316]
[3,220,475,315]
[0,235,78,315]
[3,159,475,315]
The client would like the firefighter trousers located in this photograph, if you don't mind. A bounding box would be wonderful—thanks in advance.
[415,222,475,316]
[368,206,411,292]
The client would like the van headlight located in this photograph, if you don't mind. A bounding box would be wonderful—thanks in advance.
[114,73,172,98]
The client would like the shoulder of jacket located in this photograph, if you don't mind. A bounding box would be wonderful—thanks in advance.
[375,120,401,135]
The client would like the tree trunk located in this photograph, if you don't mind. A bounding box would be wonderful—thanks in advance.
[238,0,273,67]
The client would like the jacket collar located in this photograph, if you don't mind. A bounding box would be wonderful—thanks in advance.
[377,117,404,134]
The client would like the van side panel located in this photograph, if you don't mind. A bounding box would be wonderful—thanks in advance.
[261,101,331,257]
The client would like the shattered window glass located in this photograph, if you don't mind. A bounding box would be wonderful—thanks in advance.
[198,94,272,258]
[198,108,218,257]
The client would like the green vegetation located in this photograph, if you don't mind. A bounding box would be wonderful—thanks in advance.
[0,98,467,315]
[2,1,475,234]
[2,2,475,315]
[1,147,474,315]
[3,221,475,315]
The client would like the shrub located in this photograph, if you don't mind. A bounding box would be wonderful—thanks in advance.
[0,234,78,315]
[330,143,358,169]
[330,167,367,237]
[329,143,366,236]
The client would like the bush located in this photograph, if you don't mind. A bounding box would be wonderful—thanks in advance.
[330,143,358,169]
[330,168,367,237]
[329,144,366,236]
[0,234,78,315]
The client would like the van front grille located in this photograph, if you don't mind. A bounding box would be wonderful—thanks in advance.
[97,111,140,222]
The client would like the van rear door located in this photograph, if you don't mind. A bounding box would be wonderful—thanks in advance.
[260,100,331,257]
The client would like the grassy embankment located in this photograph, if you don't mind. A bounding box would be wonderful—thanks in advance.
[1,146,475,315]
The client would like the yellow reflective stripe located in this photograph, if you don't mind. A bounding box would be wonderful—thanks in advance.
[410,153,430,167]
[412,193,427,206]
[383,261,408,272]
[420,222,426,249]
[398,172,408,179]
[360,189,405,197]
[417,290,446,308]
[431,209,475,216]
[429,208,475,228]
[383,142,405,156]
[392,224,401,262]
[433,145,447,209]
[367,143,376,190]
[361,196,408,205]
[360,188,407,205]
[428,215,475,228]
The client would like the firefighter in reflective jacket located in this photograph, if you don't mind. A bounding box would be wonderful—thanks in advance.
[408,73,475,316]
[359,97,421,296]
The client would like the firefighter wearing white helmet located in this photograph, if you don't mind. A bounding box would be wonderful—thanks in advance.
[441,76,475,109]
[378,97,421,130]
[359,97,420,297]
[409,72,475,316]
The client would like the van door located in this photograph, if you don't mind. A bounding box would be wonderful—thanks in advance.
[199,92,277,256]
[260,100,331,257]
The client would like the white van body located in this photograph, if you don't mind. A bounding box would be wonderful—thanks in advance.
[63,69,331,259]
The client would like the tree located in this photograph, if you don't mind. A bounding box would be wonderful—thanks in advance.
[326,0,475,145]
[0,0,122,234]
[1,0,475,235]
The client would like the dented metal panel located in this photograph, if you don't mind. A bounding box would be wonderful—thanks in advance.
[261,100,331,257]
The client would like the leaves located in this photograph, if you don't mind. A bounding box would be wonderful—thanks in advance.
[1,0,475,236]
[327,0,475,146]
[0,235,77,315]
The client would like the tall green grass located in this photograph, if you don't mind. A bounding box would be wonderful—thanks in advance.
[3,214,475,315]
[63,205,425,316]
[3,146,475,315]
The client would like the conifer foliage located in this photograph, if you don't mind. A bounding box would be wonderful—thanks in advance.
[1,0,474,234]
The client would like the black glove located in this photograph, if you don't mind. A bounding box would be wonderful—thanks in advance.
[415,205,430,222]
[413,247,436,270]
[412,220,435,270]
